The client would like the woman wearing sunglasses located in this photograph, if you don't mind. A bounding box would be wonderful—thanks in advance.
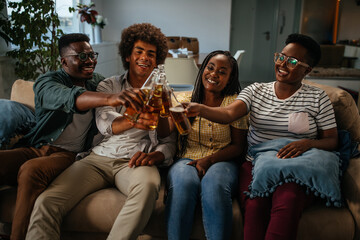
[185,33,340,240]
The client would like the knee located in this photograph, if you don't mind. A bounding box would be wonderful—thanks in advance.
[245,197,269,213]
[32,190,61,217]
[168,163,199,191]
[131,174,161,200]
[273,183,304,204]
[18,161,47,187]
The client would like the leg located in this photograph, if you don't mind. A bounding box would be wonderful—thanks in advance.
[11,148,76,240]
[108,164,161,240]
[26,153,111,240]
[165,159,200,240]
[201,161,238,240]
[0,147,39,186]
[265,182,314,240]
[239,161,271,240]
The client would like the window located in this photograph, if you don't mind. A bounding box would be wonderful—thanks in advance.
[6,0,87,35]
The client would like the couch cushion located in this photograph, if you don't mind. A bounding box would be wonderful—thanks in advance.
[303,80,360,142]
[0,99,35,149]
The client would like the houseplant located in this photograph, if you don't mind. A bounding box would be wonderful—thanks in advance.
[69,2,107,43]
[0,0,63,80]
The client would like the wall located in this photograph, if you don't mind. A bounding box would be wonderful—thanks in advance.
[93,0,232,54]
[338,0,360,42]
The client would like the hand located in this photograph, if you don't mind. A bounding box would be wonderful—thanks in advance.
[108,88,145,112]
[277,139,313,159]
[135,111,159,130]
[183,102,202,118]
[128,151,165,168]
[187,157,212,178]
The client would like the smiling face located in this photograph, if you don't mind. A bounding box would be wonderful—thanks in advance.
[126,40,157,86]
[61,41,96,80]
[202,54,232,94]
[275,43,312,86]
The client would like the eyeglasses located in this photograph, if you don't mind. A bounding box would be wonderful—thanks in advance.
[274,52,310,69]
[64,52,99,62]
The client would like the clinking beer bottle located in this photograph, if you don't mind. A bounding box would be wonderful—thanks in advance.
[124,68,159,122]
[160,79,172,118]
[156,63,171,118]
[145,72,165,130]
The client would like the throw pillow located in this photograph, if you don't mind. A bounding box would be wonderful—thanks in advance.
[246,138,342,207]
[0,99,35,149]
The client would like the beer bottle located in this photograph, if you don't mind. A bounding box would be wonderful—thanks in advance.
[160,74,172,118]
[145,72,165,130]
[124,68,159,122]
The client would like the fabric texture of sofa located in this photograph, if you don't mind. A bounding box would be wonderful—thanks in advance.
[1,79,360,240]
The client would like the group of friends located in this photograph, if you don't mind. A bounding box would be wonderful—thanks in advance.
[0,22,339,240]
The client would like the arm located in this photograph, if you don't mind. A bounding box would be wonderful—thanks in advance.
[277,128,338,159]
[185,99,247,124]
[75,89,145,112]
[187,126,247,178]
[95,77,156,135]
[111,111,158,134]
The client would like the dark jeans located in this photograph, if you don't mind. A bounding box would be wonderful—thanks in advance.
[0,145,76,240]
[238,161,314,240]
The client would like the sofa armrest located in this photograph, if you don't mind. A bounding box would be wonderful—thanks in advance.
[10,79,35,111]
[342,156,360,237]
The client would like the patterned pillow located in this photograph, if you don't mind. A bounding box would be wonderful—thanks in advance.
[0,99,35,149]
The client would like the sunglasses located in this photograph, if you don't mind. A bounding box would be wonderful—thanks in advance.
[274,53,310,69]
[65,52,99,62]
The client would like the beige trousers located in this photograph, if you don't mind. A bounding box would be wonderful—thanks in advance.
[26,152,161,240]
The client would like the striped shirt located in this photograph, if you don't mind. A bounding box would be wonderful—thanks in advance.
[236,82,337,150]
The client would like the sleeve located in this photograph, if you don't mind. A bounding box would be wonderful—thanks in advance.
[224,95,249,130]
[316,91,337,130]
[34,73,86,113]
[95,77,122,136]
[154,131,177,167]
[236,83,257,112]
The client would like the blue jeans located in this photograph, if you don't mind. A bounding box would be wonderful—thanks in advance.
[165,158,238,240]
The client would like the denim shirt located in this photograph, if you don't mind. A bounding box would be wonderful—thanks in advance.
[20,69,105,151]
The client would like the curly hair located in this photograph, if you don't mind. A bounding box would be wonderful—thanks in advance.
[58,33,90,57]
[119,23,168,70]
[177,50,241,158]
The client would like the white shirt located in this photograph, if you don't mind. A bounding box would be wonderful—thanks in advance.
[92,72,176,166]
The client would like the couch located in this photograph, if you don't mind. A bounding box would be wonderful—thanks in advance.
[1,79,360,240]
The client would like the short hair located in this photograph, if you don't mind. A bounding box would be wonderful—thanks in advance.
[285,33,321,67]
[177,50,241,158]
[58,33,90,57]
[119,23,168,70]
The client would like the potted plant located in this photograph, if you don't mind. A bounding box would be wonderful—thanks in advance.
[70,2,107,44]
[0,0,63,80]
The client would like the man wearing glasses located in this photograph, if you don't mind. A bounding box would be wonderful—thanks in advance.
[27,23,176,240]
[0,33,145,240]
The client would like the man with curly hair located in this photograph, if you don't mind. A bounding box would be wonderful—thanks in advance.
[26,23,175,240]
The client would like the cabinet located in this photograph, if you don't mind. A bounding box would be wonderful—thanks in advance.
[344,45,360,69]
